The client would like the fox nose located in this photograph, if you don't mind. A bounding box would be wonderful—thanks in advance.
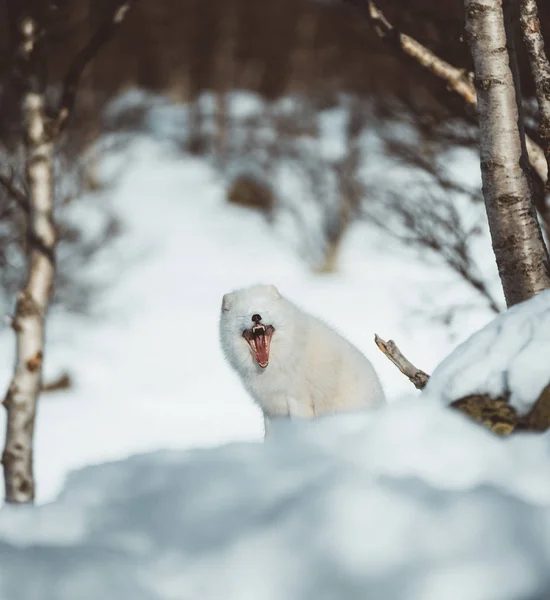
[251,313,262,323]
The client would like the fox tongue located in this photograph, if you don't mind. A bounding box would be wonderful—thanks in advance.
[253,333,269,367]
[243,324,274,368]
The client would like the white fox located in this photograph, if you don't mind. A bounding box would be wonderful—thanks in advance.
[219,284,385,431]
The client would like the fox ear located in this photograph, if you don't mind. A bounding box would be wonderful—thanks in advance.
[266,285,281,299]
[222,293,233,312]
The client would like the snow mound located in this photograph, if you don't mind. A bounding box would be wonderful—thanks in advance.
[425,290,550,414]
[1,401,550,600]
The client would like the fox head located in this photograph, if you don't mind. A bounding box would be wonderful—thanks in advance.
[219,284,298,373]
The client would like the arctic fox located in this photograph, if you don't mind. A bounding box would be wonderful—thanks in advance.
[219,284,385,428]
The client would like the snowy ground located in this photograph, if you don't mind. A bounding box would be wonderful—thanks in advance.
[0,93,499,504]
[1,403,550,600]
[3,91,547,599]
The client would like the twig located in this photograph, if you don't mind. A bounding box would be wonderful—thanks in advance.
[0,169,30,212]
[346,0,548,186]
[520,0,550,192]
[56,0,138,133]
[374,334,430,389]
[367,185,503,313]
[41,372,72,393]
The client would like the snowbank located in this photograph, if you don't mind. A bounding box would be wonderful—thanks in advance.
[1,401,550,600]
[426,290,550,414]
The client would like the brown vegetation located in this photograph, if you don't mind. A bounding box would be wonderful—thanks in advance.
[227,174,275,214]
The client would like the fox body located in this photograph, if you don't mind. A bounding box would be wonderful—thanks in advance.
[219,284,385,424]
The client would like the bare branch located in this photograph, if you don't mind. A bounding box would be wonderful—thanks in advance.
[374,334,430,389]
[0,169,29,212]
[41,372,72,393]
[367,184,503,313]
[346,0,548,186]
[364,0,477,103]
[520,0,550,192]
[56,0,138,132]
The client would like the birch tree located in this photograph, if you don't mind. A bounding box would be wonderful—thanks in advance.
[1,0,137,505]
[520,0,550,193]
[370,0,550,433]
[463,0,550,307]
[347,0,550,307]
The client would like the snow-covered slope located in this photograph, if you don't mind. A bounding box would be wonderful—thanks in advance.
[1,403,550,600]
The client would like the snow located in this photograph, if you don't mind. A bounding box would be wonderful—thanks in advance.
[1,403,550,600]
[426,289,550,414]
[2,90,548,598]
[0,92,500,505]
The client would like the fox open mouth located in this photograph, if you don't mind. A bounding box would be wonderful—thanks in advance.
[242,324,275,368]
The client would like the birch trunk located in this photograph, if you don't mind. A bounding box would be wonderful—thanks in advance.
[2,87,55,504]
[464,0,550,306]
[2,0,136,504]
[519,0,550,191]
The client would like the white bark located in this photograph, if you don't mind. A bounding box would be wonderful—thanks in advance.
[2,88,55,504]
[464,0,550,306]
[520,0,550,191]
[2,1,137,504]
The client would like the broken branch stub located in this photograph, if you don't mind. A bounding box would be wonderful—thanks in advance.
[374,334,430,390]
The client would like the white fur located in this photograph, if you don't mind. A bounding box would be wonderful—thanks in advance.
[219,284,385,423]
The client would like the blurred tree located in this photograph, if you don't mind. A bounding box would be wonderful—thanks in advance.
[0,0,137,505]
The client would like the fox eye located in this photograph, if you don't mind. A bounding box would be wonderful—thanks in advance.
[252,314,262,323]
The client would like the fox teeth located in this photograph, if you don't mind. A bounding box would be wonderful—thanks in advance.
[242,324,274,368]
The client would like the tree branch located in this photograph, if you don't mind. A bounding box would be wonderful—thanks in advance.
[41,372,72,393]
[367,186,503,313]
[56,0,138,132]
[346,0,548,186]
[374,334,430,389]
[520,0,550,192]
[0,170,29,212]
